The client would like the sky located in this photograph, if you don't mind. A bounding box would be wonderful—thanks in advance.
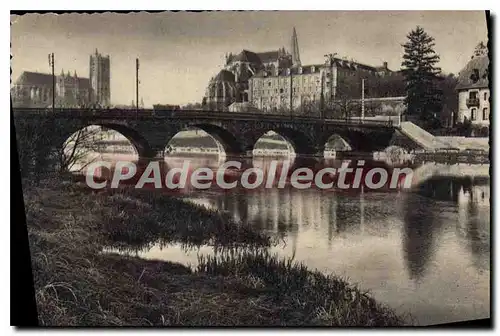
[11,11,488,107]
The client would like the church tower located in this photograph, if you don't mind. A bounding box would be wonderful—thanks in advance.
[290,27,301,67]
[89,49,111,106]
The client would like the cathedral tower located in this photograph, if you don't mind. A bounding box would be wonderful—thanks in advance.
[290,27,301,67]
[89,49,111,106]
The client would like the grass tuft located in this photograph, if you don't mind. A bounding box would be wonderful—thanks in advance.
[24,177,408,326]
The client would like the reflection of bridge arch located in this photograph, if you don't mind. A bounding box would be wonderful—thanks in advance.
[410,163,490,188]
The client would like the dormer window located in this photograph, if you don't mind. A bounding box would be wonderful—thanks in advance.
[298,67,303,74]
[470,68,480,83]
[286,68,291,76]
[311,66,315,73]
[482,68,489,79]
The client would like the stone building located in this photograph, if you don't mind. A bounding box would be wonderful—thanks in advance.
[89,49,111,106]
[56,70,91,107]
[203,27,395,113]
[456,54,489,126]
[203,28,297,110]
[11,49,111,108]
[248,58,393,115]
[11,70,91,108]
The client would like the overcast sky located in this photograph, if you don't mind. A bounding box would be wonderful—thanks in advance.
[11,11,488,107]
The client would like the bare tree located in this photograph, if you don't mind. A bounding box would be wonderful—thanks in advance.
[14,112,106,181]
[57,126,104,174]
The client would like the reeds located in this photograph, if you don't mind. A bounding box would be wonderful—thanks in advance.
[24,177,407,326]
[197,250,408,326]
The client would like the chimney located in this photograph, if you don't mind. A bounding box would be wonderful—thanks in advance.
[383,61,388,69]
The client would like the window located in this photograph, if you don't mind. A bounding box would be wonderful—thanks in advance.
[484,92,488,101]
[470,69,480,83]
[482,68,489,79]
[483,108,488,120]
[469,91,478,99]
[280,88,284,94]
[471,108,476,121]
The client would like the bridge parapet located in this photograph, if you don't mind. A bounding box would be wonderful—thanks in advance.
[13,107,394,127]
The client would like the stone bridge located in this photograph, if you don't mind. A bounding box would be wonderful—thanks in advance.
[13,108,414,159]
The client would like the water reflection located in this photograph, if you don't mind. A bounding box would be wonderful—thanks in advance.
[401,193,443,281]
[91,154,489,325]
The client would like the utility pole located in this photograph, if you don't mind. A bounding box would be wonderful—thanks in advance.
[361,78,365,121]
[136,58,139,117]
[48,53,55,113]
[289,67,293,119]
[320,72,325,119]
[330,60,334,108]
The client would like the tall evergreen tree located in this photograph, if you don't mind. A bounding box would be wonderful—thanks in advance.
[401,26,442,122]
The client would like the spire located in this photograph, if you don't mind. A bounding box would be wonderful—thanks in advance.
[74,70,78,78]
[60,68,64,76]
[290,27,301,67]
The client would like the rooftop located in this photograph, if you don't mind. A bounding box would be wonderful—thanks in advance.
[456,55,489,90]
[14,71,90,88]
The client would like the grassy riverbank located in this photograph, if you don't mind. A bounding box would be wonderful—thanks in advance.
[24,178,407,326]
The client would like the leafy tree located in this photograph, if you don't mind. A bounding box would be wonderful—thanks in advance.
[436,73,458,127]
[369,72,406,98]
[329,73,362,119]
[401,26,443,123]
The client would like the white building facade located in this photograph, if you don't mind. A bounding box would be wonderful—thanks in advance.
[456,54,490,126]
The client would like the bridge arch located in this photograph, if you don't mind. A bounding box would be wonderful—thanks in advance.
[324,134,352,155]
[253,131,296,157]
[94,123,153,157]
[255,127,316,156]
[61,123,153,159]
[165,128,226,156]
[172,123,244,156]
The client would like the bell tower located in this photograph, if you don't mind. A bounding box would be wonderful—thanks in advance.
[89,49,111,106]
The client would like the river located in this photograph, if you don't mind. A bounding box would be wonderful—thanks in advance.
[78,152,490,326]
